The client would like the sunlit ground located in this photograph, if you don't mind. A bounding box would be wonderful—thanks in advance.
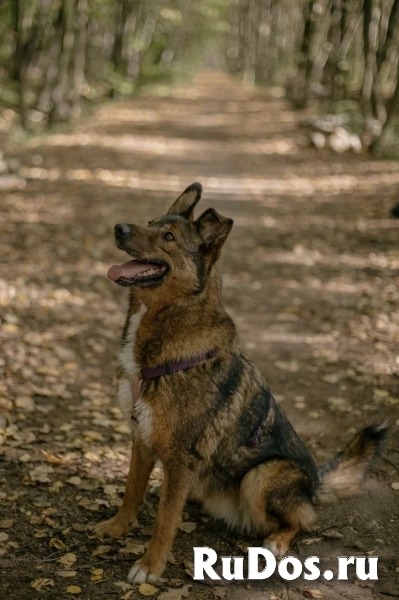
[0,73,398,599]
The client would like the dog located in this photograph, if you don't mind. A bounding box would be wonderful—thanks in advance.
[94,182,387,584]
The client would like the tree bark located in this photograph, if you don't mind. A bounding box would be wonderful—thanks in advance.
[371,67,399,154]
[298,0,317,106]
[112,0,132,74]
[377,0,399,68]
[36,3,66,117]
[72,0,89,116]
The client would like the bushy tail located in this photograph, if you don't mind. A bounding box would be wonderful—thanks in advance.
[316,424,388,505]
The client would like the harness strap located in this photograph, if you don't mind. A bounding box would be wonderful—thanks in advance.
[130,349,217,418]
[140,349,216,381]
[246,394,275,447]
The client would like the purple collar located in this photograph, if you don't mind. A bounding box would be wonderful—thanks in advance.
[141,349,217,381]
[131,349,217,412]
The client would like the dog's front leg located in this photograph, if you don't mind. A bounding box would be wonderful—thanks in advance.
[127,462,193,584]
[94,436,153,538]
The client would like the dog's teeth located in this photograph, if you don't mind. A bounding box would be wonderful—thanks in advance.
[136,267,162,278]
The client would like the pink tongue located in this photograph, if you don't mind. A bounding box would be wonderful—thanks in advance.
[107,260,159,282]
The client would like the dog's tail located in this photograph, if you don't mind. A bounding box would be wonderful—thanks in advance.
[316,423,387,505]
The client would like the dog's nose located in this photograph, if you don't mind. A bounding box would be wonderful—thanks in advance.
[114,223,131,237]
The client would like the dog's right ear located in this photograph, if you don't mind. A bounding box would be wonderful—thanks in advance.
[167,182,202,221]
[195,208,233,262]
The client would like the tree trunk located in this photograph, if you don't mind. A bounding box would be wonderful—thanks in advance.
[10,0,22,81]
[371,68,399,154]
[254,0,271,83]
[112,0,131,74]
[299,0,317,106]
[362,0,384,122]
[36,3,66,117]
[72,0,89,116]
[377,0,399,68]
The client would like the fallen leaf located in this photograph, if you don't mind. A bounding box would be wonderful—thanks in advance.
[302,537,323,545]
[304,590,323,599]
[212,589,227,599]
[0,519,13,528]
[308,411,320,419]
[91,568,104,582]
[58,553,77,567]
[119,543,145,555]
[322,529,343,539]
[41,449,65,464]
[178,522,196,533]
[78,497,98,511]
[91,545,112,557]
[158,586,191,600]
[0,532,9,542]
[19,453,32,463]
[114,581,132,592]
[167,552,178,565]
[392,482,399,491]
[67,476,82,486]
[57,570,77,578]
[139,582,158,596]
[115,581,133,592]
[72,523,87,532]
[275,360,299,372]
[50,538,68,550]
[31,578,54,591]
[49,480,64,493]
[323,373,342,384]
[16,396,35,411]
[60,423,73,432]
[29,464,54,483]
[66,585,82,594]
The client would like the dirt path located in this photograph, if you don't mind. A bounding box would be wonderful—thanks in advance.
[1,73,398,600]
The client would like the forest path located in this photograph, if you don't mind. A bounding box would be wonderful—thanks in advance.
[1,72,398,599]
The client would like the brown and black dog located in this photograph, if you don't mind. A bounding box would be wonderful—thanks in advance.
[95,182,386,583]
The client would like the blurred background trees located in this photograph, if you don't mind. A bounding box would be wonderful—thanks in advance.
[1,0,398,154]
[1,0,228,126]
[228,0,399,154]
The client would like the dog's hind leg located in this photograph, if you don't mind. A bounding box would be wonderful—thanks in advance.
[94,436,153,538]
[240,460,316,559]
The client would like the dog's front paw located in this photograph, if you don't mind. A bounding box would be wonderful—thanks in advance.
[93,514,130,539]
[127,554,163,584]
[263,533,289,559]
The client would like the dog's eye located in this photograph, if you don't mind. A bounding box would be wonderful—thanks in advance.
[163,231,175,242]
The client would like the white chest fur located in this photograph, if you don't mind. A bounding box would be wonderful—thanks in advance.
[117,304,153,444]
[119,303,147,378]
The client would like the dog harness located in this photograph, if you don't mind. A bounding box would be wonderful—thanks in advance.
[141,349,217,380]
[130,349,217,407]
[246,394,275,447]
[130,349,273,448]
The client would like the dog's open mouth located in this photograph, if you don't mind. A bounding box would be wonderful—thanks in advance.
[107,259,168,287]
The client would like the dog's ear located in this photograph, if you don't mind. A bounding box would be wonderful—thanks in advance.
[167,182,202,221]
[195,208,233,260]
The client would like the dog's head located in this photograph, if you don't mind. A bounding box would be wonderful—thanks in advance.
[107,183,233,297]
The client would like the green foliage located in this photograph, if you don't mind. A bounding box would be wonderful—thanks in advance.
[0,0,230,127]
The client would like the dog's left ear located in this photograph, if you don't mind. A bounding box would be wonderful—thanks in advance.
[167,182,202,221]
[195,208,233,260]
